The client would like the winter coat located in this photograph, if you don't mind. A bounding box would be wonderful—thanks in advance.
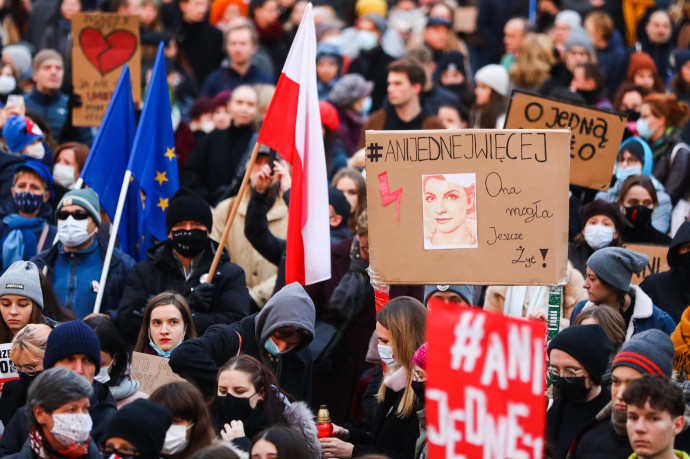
[169,282,314,401]
[570,285,676,339]
[349,364,420,459]
[201,61,273,97]
[23,88,92,146]
[116,238,249,342]
[4,437,102,459]
[595,31,628,97]
[212,189,287,308]
[173,19,224,87]
[640,221,690,322]
[357,105,445,150]
[539,62,573,96]
[32,238,134,321]
[333,105,365,157]
[0,381,116,456]
[651,129,690,205]
[347,46,395,112]
[0,153,29,203]
[0,379,26,429]
[181,125,258,206]
[484,262,586,329]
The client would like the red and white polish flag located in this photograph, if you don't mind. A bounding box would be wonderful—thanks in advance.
[257,3,331,285]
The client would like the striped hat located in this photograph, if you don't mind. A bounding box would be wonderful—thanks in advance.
[612,329,673,377]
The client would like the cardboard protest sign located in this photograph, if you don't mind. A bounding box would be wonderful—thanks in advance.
[623,243,670,285]
[364,129,570,285]
[0,343,18,393]
[504,91,626,191]
[454,7,477,33]
[72,12,140,126]
[131,352,184,395]
[426,299,546,458]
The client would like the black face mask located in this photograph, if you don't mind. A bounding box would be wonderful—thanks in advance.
[624,109,641,122]
[552,375,590,401]
[677,251,690,271]
[18,370,40,388]
[625,205,653,227]
[212,394,266,437]
[411,380,425,406]
[171,229,207,258]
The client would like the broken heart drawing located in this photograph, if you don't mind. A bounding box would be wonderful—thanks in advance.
[79,28,137,76]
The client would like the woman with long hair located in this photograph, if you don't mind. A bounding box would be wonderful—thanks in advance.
[133,292,197,357]
[471,64,509,129]
[509,34,556,91]
[319,296,426,458]
[251,426,311,459]
[616,175,671,244]
[149,381,217,458]
[331,168,366,234]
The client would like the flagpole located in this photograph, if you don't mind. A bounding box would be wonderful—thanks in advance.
[93,170,132,313]
[206,142,261,282]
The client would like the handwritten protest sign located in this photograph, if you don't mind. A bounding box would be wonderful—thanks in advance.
[364,129,570,285]
[0,343,18,393]
[504,91,626,191]
[72,12,140,126]
[131,352,184,395]
[426,299,546,458]
[623,243,670,285]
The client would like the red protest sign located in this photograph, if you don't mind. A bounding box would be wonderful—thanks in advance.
[426,300,547,458]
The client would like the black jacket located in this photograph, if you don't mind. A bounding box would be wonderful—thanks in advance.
[0,380,27,429]
[347,46,395,112]
[651,131,690,205]
[245,189,287,292]
[170,282,314,401]
[641,221,690,322]
[116,239,249,342]
[349,364,419,459]
[0,381,116,456]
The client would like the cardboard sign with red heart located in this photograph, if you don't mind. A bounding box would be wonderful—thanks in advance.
[72,13,141,127]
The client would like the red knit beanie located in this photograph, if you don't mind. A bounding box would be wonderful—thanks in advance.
[627,51,658,80]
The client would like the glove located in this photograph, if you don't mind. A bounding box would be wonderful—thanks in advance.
[187,282,216,310]
[67,93,83,109]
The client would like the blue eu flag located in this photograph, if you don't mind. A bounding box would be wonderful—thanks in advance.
[80,65,141,259]
[127,43,179,258]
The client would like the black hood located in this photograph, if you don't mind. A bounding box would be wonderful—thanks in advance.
[668,221,690,268]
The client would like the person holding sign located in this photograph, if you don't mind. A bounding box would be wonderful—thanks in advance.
[570,247,675,340]
[0,261,56,344]
[133,292,198,358]
[422,174,477,249]
[617,175,672,245]
[547,324,612,459]
[319,297,425,459]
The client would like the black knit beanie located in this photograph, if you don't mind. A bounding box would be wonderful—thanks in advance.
[43,320,101,369]
[165,187,213,233]
[547,324,613,385]
[328,187,351,230]
[104,399,173,457]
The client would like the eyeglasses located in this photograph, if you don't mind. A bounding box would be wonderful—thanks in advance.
[56,210,90,221]
[10,361,39,376]
[548,366,584,382]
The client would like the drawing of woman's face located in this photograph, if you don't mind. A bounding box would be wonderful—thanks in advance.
[424,177,469,234]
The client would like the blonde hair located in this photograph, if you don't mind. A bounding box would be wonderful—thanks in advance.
[509,33,556,90]
[10,323,51,363]
[376,297,426,418]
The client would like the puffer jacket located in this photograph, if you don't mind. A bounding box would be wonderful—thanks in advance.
[170,282,315,402]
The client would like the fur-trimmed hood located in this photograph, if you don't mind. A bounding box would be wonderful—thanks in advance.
[283,400,321,459]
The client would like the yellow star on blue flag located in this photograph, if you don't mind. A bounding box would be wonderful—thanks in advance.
[127,43,179,259]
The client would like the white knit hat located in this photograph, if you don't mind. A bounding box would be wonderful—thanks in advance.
[474,64,509,97]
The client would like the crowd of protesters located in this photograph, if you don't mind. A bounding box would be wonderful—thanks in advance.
[0,0,689,458]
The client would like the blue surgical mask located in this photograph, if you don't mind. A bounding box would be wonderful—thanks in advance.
[148,328,185,358]
[615,164,643,183]
[359,96,372,116]
[264,337,288,356]
[357,30,378,51]
[636,118,655,140]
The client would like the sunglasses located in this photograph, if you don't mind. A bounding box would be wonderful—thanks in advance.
[56,209,90,221]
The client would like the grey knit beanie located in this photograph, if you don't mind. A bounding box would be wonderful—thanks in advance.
[587,247,648,292]
[329,74,374,107]
[424,285,473,305]
[565,27,593,55]
[555,10,582,30]
[0,261,43,309]
[612,329,674,377]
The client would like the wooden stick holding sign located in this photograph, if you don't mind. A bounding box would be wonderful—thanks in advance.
[206,142,262,282]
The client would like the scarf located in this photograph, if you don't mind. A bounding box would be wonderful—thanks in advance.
[652,127,682,160]
[622,0,655,45]
[672,307,690,376]
[28,427,90,459]
[2,214,44,270]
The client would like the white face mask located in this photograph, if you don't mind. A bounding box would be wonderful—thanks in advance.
[57,215,95,248]
[94,362,112,384]
[51,413,92,446]
[162,424,192,455]
[584,224,615,250]
[0,75,17,94]
[200,120,215,133]
[377,344,395,365]
[358,30,378,51]
[53,163,77,188]
[23,142,45,160]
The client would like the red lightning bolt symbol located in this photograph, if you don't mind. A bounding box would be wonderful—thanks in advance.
[378,171,402,222]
